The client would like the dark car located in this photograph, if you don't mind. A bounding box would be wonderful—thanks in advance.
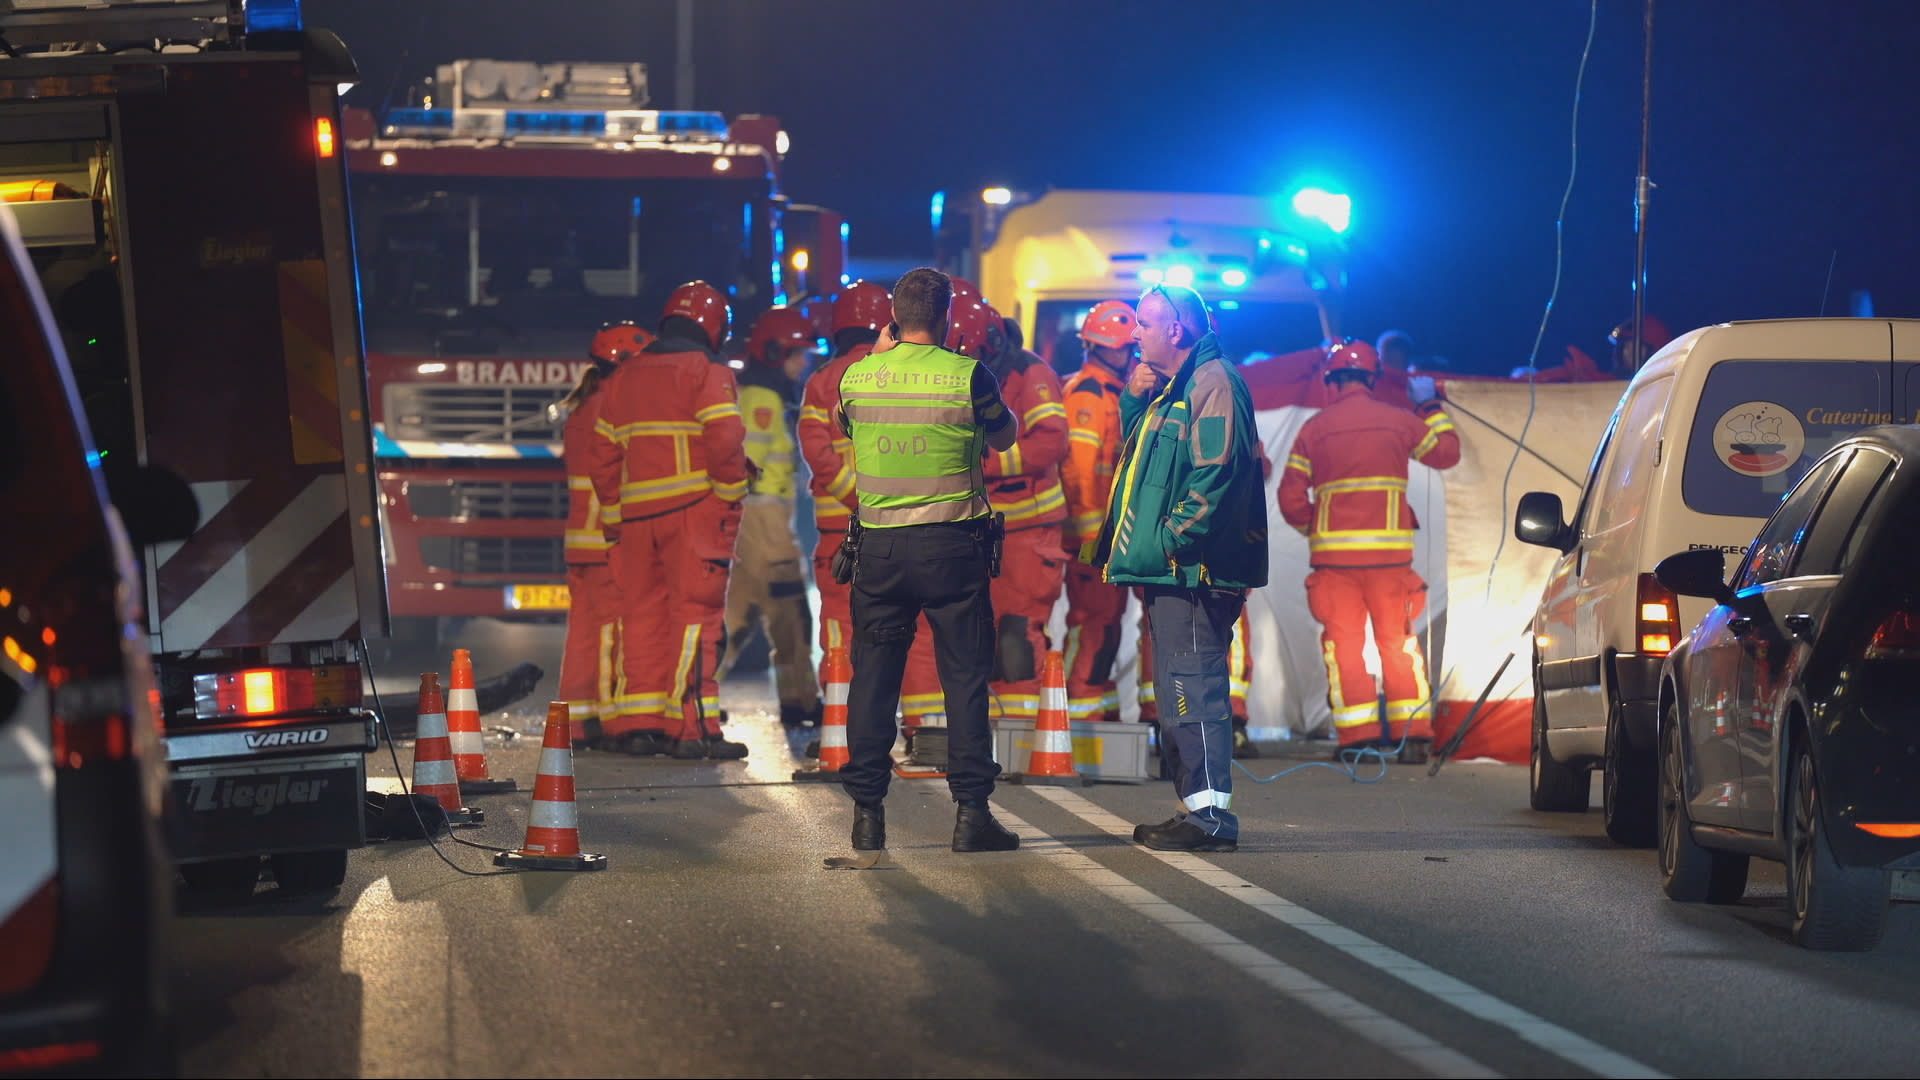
[1653,427,1920,950]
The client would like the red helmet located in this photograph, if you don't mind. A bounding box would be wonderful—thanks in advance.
[1080,300,1137,349]
[1609,314,1672,351]
[589,321,654,364]
[1325,339,1380,376]
[949,276,981,304]
[799,295,834,338]
[662,280,730,350]
[945,296,993,357]
[831,280,892,334]
[747,306,816,367]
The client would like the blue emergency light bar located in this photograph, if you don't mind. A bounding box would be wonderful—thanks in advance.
[382,107,729,142]
[247,0,302,32]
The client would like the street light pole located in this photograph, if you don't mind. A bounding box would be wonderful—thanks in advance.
[1631,0,1654,364]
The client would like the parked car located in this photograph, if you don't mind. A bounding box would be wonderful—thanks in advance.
[1653,427,1920,950]
[1514,317,1920,846]
[0,205,186,1071]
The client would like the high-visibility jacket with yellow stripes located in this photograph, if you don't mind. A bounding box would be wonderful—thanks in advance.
[1060,359,1126,550]
[838,342,1002,528]
[562,388,611,564]
[797,344,871,534]
[1276,380,1461,567]
[737,366,798,499]
[982,349,1069,532]
[586,337,749,524]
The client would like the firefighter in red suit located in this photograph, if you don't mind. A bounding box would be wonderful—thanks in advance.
[558,321,651,749]
[1277,340,1461,760]
[798,280,889,694]
[587,281,751,760]
[1061,301,1136,722]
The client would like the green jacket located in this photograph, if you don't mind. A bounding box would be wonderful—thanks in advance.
[1087,333,1269,588]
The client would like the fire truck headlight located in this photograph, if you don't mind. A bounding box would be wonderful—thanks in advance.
[981,187,1013,206]
[1220,268,1249,288]
[775,130,791,155]
[1163,265,1194,288]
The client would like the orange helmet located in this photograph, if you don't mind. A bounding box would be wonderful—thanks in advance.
[1325,339,1380,376]
[945,296,993,357]
[832,280,892,334]
[1080,300,1137,349]
[747,306,816,367]
[662,280,730,350]
[589,321,654,365]
[1609,314,1672,351]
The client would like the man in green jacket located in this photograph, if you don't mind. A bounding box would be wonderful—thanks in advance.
[1086,283,1267,852]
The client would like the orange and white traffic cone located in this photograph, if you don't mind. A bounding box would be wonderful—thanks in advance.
[447,648,516,794]
[494,701,607,871]
[410,672,482,826]
[794,646,851,782]
[1010,650,1091,786]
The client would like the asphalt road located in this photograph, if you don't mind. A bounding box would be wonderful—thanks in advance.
[168,621,1920,1078]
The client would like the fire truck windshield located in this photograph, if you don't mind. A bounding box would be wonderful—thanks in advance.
[353,174,770,354]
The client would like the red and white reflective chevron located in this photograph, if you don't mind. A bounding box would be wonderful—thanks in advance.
[152,474,361,650]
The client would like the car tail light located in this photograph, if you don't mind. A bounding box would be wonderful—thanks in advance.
[0,1042,101,1073]
[192,665,362,720]
[314,116,336,158]
[1855,823,1920,838]
[1864,610,1920,660]
[1637,573,1681,656]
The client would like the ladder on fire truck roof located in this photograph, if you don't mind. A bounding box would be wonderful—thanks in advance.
[0,0,291,53]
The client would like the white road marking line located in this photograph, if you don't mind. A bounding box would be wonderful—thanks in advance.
[990,806,1499,1079]
[1031,787,1668,1080]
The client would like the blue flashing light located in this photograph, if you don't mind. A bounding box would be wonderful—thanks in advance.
[1220,268,1249,288]
[632,197,644,218]
[247,0,303,32]
[930,191,946,233]
[507,110,606,137]
[1218,300,1240,310]
[656,111,728,137]
[1290,187,1352,234]
[1257,236,1273,252]
[1163,264,1194,288]
[1138,267,1164,284]
[84,449,103,469]
[386,108,452,131]
[1283,241,1309,260]
[839,221,850,241]
[840,273,851,286]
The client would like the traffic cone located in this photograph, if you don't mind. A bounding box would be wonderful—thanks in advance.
[1009,650,1091,786]
[410,672,482,826]
[447,648,516,794]
[495,701,607,871]
[794,646,851,782]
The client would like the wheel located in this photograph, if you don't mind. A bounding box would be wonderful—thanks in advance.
[178,856,260,898]
[1529,670,1589,811]
[1786,742,1888,950]
[1603,709,1657,847]
[1658,709,1748,902]
[270,849,349,894]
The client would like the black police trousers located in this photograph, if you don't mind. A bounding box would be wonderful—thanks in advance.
[840,519,1001,804]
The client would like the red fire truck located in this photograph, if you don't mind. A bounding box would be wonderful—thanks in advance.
[342,60,844,636]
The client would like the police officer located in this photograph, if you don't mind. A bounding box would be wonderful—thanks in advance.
[836,267,1022,853]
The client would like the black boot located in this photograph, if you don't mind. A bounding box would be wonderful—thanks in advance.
[952,800,1019,852]
[852,801,886,851]
[1133,817,1236,853]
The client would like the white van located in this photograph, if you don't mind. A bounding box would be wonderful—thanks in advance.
[1514,318,1920,845]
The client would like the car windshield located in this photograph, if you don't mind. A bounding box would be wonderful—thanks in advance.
[1681,359,1890,518]
[1031,298,1323,375]
[352,175,769,354]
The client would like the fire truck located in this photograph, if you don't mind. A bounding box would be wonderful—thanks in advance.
[942,187,1349,370]
[0,0,379,910]
[342,60,844,635]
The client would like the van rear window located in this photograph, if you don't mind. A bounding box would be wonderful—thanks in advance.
[1682,359,1889,518]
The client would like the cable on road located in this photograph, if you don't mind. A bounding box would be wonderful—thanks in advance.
[359,640,529,876]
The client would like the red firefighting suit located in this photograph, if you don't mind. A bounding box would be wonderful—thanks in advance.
[587,338,748,742]
[560,388,621,742]
[901,349,1068,725]
[1277,381,1461,746]
[797,343,871,689]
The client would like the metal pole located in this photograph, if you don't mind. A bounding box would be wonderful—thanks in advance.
[675,0,695,110]
[1631,0,1654,369]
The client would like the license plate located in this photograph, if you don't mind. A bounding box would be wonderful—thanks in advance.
[505,584,570,610]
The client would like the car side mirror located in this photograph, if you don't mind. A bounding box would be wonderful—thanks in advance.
[1654,548,1735,606]
[1514,490,1573,553]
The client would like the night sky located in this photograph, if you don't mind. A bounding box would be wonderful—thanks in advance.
[308,0,1920,374]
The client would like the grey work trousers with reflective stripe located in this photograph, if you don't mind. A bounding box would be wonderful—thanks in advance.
[1145,584,1244,839]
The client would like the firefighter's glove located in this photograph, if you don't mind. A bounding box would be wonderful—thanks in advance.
[1408,375,1439,405]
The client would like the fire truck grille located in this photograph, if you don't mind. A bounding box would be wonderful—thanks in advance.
[388,384,568,442]
[457,481,567,520]
[419,536,565,577]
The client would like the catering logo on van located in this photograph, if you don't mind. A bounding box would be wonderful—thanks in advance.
[1712,401,1803,477]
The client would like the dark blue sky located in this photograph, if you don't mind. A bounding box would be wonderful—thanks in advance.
[311,0,1920,374]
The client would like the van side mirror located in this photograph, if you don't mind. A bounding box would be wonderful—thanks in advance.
[1654,548,1735,606]
[1514,491,1573,552]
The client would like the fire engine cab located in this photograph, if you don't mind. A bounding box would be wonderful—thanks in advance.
[343,60,844,634]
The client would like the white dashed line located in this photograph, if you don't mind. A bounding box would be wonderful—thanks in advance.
[990,805,1500,1079]
[1029,787,1668,1080]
